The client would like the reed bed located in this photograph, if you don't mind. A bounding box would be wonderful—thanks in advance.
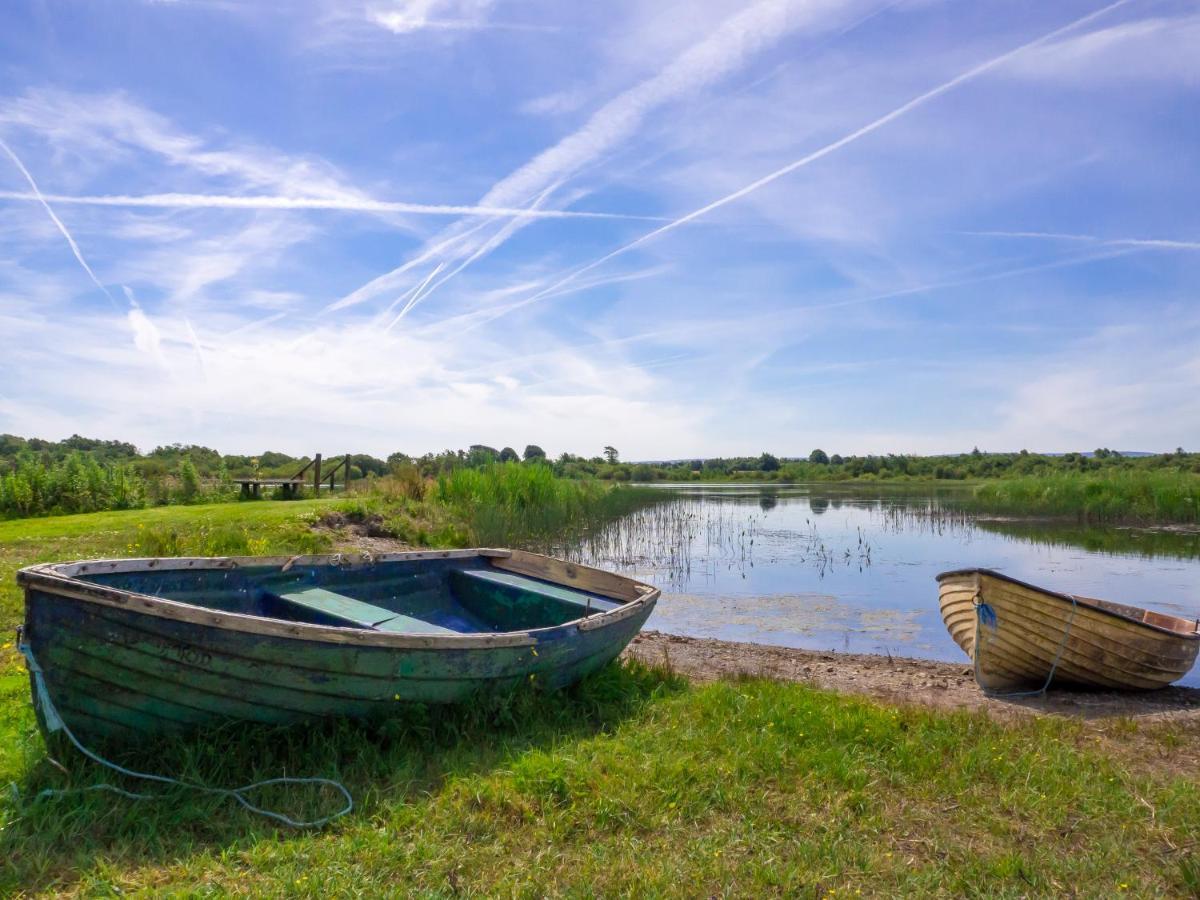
[967,471,1200,525]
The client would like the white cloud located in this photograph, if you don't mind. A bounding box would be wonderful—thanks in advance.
[366,0,553,34]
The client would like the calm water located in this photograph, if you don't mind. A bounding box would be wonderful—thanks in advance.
[572,484,1200,687]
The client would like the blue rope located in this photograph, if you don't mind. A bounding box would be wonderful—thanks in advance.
[16,638,353,828]
[972,592,1078,698]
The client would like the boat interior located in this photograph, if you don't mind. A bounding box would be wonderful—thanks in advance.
[1072,594,1200,636]
[72,556,623,636]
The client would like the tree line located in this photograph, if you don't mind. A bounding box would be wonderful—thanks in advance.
[2,432,1198,519]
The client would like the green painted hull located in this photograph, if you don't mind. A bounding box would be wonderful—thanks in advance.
[18,550,658,744]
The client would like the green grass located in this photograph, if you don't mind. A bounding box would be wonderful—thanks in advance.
[1,500,1198,895]
[968,470,1200,525]
[2,666,1198,896]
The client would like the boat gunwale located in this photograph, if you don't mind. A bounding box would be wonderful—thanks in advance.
[936,567,1200,641]
[18,549,660,650]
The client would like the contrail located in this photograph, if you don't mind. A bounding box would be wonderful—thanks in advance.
[393,183,563,320]
[800,246,1140,312]
[323,215,500,314]
[331,0,837,316]
[0,139,117,307]
[0,189,660,221]
[384,263,446,333]
[962,230,1200,251]
[476,0,1133,326]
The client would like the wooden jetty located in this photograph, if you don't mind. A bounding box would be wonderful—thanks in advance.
[233,453,352,498]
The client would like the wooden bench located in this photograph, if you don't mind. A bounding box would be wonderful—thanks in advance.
[274,586,455,635]
[450,568,621,629]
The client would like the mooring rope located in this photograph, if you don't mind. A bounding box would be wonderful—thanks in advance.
[15,638,353,828]
[972,591,1078,698]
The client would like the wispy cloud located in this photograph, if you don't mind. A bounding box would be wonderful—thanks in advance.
[1003,13,1200,84]
[0,88,366,201]
[331,0,849,314]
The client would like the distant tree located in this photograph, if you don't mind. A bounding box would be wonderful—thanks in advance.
[178,458,200,501]
[523,444,546,461]
[498,447,519,463]
[830,454,844,466]
[758,452,780,472]
[467,444,499,467]
[603,445,619,464]
[1094,447,1111,459]
[971,446,983,458]
[808,449,829,465]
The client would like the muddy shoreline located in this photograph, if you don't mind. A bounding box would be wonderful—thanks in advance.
[623,630,1200,723]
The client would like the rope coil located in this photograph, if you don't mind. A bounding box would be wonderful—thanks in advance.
[15,637,353,828]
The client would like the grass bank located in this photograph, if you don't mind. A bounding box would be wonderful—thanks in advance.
[2,659,1198,895]
[966,471,1200,525]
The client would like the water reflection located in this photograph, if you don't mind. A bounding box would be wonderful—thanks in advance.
[568,484,1200,686]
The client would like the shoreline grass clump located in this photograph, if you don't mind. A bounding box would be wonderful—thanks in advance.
[331,463,662,550]
[432,462,661,548]
[967,470,1200,525]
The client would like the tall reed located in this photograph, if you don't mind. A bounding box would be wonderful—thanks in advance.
[967,470,1200,524]
[432,463,660,548]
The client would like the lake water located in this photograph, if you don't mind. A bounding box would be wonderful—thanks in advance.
[572,484,1200,687]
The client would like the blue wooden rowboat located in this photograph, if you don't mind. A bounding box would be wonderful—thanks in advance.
[16,549,659,744]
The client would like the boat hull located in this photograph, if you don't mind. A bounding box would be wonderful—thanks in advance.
[19,550,658,743]
[938,569,1199,691]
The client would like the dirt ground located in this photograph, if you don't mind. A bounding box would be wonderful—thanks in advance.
[624,630,1200,723]
[624,632,1200,778]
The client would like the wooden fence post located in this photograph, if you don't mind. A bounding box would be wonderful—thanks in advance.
[313,453,322,495]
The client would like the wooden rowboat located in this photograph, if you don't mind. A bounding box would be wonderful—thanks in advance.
[937,568,1199,691]
[17,549,659,743]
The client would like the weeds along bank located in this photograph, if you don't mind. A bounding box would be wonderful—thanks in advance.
[966,470,1200,525]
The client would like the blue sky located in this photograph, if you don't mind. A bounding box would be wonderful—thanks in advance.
[1,0,1198,459]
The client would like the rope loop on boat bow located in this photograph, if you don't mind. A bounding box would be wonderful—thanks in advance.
[971,592,1078,698]
[14,635,353,829]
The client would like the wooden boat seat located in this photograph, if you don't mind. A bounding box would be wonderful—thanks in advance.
[450,568,620,629]
[274,586,455,635]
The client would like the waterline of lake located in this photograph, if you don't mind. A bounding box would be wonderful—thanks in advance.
[569,484,1200,687]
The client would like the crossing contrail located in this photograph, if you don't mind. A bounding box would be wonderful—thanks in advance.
[471,0,1133,327]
